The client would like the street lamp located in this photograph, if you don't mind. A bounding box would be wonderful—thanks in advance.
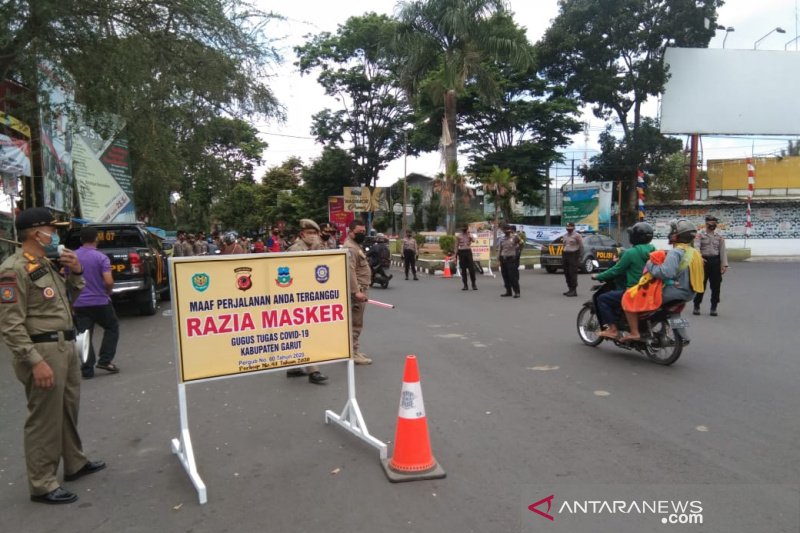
[785,35,800,50]
[722,26,735,48]
[754,27,786,49]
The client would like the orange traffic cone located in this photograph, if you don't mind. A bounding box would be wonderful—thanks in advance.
[381,355,446,482]
[443,256,452,278]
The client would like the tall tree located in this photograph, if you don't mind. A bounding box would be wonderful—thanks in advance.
[1,0,282,222]
[300,147,356,223]
[395,0,532,233]
[480,166,516,229]
[296,13,413,187]
[583,118,682,198]
[460,54,582,207]
[537,0,722,219]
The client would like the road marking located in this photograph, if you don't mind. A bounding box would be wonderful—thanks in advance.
[527,365,560,371]
[696,425,709,432]
[436,333,465,339]
[593,390,610,397]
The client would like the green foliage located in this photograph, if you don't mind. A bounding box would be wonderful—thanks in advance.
[425,192,443,231]
[395,0,533,223]
[537,0,721,218]
[410,187,425,231]
[479,166,517,226]
[1,0,282,222]
[438,235,455,256]
[296,13,413,187]
[301,147,356,222]
[647,151,689,203]
[583,119,682,222]
[414,234,426,247]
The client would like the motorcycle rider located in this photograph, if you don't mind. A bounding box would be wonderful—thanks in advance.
[592,222,656,339]
[366,233,392,285]
[620,219,705,343]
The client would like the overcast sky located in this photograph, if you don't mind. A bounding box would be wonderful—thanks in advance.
[257,0,800,187]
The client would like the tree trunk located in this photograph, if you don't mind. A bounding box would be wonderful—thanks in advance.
[444,89,457,234]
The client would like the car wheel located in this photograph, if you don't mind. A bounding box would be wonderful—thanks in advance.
[138,279,158,316]
[545,266,558,274]
[582,256,596,274]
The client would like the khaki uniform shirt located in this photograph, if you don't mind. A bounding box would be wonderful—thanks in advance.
[456,232,473,250]
[402,237,417,253]
[497,234,521,258]
[695,231,728,267]
[0,250,85,367]
[181,241,195,256]
[562,231,584,253]
[288,238,325,252]
[194,240,208,255]
[343,237,371,293]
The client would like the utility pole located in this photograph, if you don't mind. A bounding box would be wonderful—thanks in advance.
[688,134,699,200]
[401,131,408,236]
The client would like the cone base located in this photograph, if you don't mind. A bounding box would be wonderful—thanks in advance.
[381,458,446,483]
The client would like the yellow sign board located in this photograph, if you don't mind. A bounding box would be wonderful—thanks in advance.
[471,231,493,261]
[170,250,351,382]
[343,186,384,212]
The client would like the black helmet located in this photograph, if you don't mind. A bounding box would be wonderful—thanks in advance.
[627,222,654,245]
[668,219,697,243]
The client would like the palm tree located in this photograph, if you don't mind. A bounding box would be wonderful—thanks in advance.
[481,165,516,233]
[395,0,531,233]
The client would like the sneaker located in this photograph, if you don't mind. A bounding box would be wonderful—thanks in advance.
[513,293,520,298]
[710,308,718,317]
[500,292,512,297]
[353,352,373,365]
[564,290,577,297]
[692,307,700,316]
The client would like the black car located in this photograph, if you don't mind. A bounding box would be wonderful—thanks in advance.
[538,233,623,274]
[65,223,170,315]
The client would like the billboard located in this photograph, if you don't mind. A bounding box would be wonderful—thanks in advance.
[328,196,354,243]
[562,182,612,231]
[0,134,31,177]
[661,48,800,135]
[170,251,351,383]
[72,118,135,222]
[38,63,75,214]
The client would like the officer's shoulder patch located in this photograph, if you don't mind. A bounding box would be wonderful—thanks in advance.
[0,281,18,304]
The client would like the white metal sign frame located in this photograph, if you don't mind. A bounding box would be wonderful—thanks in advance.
[167,251,386,505]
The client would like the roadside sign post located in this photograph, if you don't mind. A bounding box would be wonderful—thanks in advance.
[168,250,386,504]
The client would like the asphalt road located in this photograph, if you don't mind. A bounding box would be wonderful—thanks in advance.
[0,261,798,532]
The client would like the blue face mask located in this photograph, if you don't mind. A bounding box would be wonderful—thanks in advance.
[37,230,60,256]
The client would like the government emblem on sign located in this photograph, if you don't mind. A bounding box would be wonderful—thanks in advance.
[234,267,253,291]
[276,266,293,288]
[191,273,210,292]
[315,265,329,284]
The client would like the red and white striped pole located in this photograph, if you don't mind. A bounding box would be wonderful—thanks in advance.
[745,158,755,246]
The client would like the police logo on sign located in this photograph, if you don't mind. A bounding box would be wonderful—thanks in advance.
[234,267,253,291]
[315,265,330,284]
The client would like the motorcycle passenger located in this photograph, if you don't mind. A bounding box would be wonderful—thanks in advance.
[620,219,705,343]
[367,233,392,284]
[592,222,656,339]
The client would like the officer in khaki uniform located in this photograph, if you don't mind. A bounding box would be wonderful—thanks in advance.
[0,208,105,504]
[342,220,371,364]
[693,215,728,316]
[286,219,329,384]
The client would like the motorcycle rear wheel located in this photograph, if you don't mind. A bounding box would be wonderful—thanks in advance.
[577,306,603,347]
[644,319,683,365]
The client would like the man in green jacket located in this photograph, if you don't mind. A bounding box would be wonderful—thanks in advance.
[592,223,656,339]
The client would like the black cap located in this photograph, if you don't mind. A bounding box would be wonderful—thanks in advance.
[705,215,718,222]
[15,207,68,231]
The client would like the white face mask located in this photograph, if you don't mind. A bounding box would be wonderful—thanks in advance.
[301,232,320,247]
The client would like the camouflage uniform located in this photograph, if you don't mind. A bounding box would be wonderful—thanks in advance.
[0,250,89,496]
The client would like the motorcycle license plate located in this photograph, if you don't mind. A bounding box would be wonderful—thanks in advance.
[668,318,690,329]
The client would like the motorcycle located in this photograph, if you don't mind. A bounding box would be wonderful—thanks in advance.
[364,245,392,289]
[576,280,691,365]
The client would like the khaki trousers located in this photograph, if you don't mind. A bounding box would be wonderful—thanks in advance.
[351,294,367,352]
[13,339,87,495]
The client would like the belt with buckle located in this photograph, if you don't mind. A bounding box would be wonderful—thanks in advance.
[30,330,76,343]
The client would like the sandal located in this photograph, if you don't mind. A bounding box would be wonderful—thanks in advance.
[598,329,619,339]
[96,363,120,373]
[619,335,640,343]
